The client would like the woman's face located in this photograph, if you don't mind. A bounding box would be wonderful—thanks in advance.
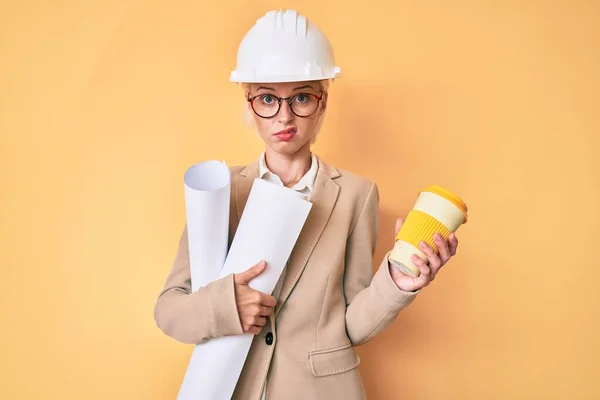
[246,81,327,156]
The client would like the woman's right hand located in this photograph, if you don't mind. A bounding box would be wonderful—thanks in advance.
[233,260,277,335]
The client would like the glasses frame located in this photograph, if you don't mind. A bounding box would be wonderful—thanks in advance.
[247,92,323,119]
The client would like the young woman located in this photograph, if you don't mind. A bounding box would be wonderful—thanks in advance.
[154,9,459,400]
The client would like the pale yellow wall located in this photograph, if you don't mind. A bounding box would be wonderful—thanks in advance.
[1,1,599,399]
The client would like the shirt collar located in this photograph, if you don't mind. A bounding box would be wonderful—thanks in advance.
[258,152,319,193]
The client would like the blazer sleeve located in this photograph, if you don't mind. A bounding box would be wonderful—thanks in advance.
[153,226,244,344]
[344,181,419,346]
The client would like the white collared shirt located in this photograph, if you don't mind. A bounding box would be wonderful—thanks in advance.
[258,151,318,202]
[259,151,318,400]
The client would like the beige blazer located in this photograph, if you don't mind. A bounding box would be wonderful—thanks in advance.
[154,156,418,399]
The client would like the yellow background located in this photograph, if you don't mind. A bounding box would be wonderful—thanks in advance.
[1,1,599,399]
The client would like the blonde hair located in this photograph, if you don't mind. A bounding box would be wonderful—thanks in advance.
[241,80,331,144]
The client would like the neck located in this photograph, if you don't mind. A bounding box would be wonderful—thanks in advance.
[264,145,312,188]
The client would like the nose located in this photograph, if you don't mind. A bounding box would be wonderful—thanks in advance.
[277,100,295,123]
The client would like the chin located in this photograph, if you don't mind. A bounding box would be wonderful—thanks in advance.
[269,141,306,156]
[271,144,299,155]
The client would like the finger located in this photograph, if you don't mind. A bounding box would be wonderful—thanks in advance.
[249,304,272,318]
[434,233,451,263]
[248,326,261,335]
[411,254,432,281]
[258,305,274,316]
[448,233,458,256]
[234,260,266,285]
[243,314,266,328]
[418,241,441,279]
[260,293,277,308]
[243,315,257,327]
[419,241,441,268]
[394,218,405,236]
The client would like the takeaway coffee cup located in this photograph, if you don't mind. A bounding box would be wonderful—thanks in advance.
[389,185,468,277]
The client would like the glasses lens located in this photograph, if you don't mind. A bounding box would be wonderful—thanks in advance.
[251,94,279,118]
[290,93,319,117]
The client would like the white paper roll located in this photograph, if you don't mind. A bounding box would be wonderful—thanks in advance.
[178,176,312,400]
[183,160,231,292]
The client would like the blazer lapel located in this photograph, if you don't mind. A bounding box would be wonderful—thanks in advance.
[235,160,259,221]
[275,157,340,317]
[229,161,258,246]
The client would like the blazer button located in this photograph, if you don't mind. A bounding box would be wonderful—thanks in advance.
[265,332,273,346]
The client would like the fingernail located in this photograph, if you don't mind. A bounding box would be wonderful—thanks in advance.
[419,241,427,248]
[434,233,442,240]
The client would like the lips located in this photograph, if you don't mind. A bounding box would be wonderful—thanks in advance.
[273,128,297,141]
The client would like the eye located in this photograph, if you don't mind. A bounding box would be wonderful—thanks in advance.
[295,94,309,103]
[260,94,276,105]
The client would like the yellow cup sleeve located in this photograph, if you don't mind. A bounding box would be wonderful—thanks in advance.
[395,210,451,253]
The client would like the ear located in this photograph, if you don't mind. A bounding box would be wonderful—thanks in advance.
[241,82,253,98]
[243,101,256,128]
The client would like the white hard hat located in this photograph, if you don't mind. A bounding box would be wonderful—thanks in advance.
[230,9,341,83]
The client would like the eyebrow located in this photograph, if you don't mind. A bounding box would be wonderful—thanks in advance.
[256,86,276,91]
[254,85,318,94]
[294,85,317,91]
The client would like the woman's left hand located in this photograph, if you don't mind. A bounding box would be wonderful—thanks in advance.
[388,217,459,292]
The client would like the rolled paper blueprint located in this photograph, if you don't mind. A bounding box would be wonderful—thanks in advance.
[178,177,312,400]
[389,185,468,277]
[183,161,231,291]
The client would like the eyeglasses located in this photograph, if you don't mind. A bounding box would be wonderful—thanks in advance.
[247,92,323,118]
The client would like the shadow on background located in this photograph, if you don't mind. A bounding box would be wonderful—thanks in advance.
[356,207,473,399]
[318,79,478,398]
